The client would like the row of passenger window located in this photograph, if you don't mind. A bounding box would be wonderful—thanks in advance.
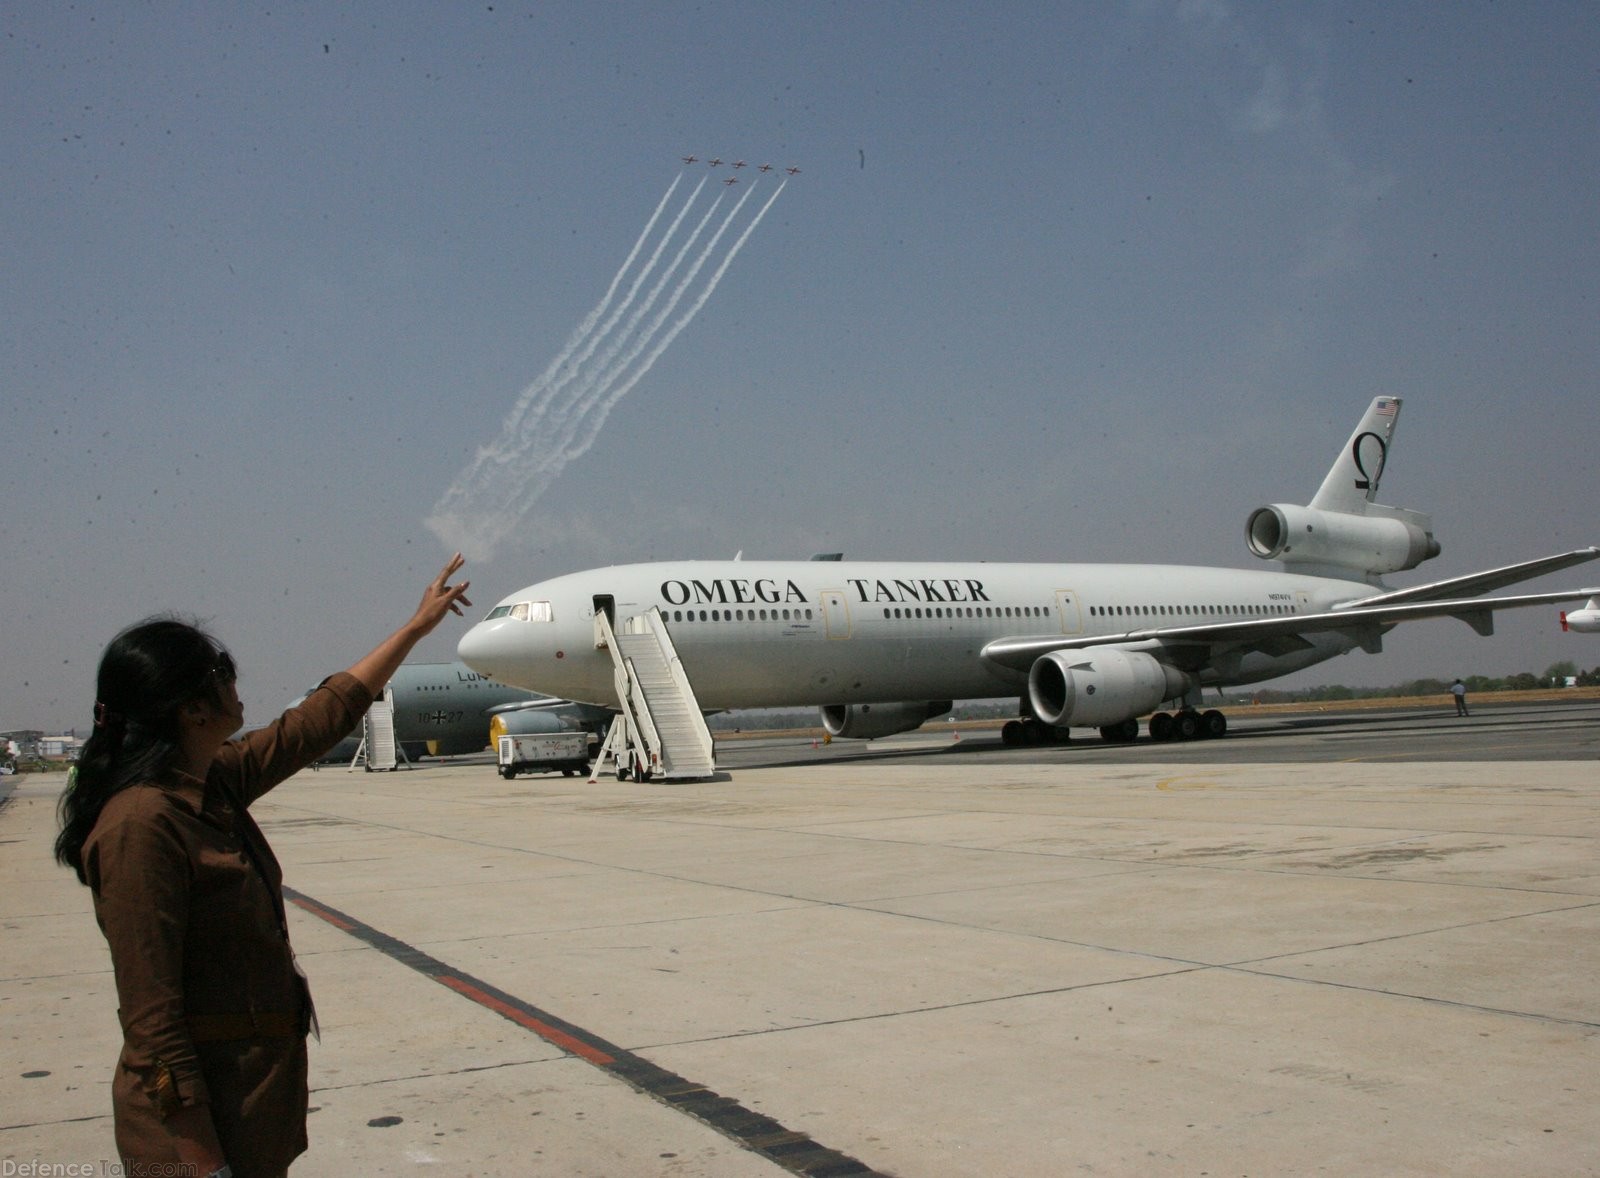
[669,608,816,623]
[878,605,1051,620]
[1090,603,1296,618]
[484,600,1293,626]
[666,604,1055,624]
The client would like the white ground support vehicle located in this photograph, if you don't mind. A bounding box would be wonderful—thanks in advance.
[496,731,591,779]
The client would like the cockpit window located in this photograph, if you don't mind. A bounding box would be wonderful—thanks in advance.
[484,601,552,622]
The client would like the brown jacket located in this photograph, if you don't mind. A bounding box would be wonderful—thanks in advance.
[83,672,371,1176]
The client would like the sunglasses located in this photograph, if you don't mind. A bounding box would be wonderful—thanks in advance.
[206,651,238,686]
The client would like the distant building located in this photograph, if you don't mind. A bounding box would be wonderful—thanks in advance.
[5,731,84,759]
[38,734,84,759]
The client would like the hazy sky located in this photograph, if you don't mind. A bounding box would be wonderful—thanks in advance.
[6,2,1597,732]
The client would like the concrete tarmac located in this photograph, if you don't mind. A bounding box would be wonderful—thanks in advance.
[4,707,1598,1176]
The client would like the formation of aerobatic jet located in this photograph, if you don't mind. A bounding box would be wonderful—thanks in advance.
[682,155,799,176]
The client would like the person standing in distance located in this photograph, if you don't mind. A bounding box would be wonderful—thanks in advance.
[1450,677,1470,716]
[54,556,472,1178]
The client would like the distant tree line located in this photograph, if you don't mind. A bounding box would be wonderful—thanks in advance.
[1249,661,1599,703]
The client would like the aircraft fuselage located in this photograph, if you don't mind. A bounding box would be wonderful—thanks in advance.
[458,560,1376,711]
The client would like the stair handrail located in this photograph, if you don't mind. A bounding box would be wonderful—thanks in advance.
[592,608,661,779]
[628,607,715,772]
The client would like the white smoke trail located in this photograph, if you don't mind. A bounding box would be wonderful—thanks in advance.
[425,177,696,550]
[425,174,784,561]
[539,184,753,463]
[559,181,786,464]
[537,187,730,447]
[530,176,709,435]
[464,189,732,534]
[497,174,683,449]
[465,191,734,526]
[428,177,687,528]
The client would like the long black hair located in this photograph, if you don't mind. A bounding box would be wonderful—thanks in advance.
[55,616,236,884]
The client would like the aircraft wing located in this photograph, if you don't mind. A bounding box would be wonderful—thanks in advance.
[488,698,573,714]
[982,567,1600,674]
[1333,547,1600,608]
[487,698,615,724]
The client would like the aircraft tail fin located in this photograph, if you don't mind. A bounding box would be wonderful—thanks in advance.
[1309,396,1403,513]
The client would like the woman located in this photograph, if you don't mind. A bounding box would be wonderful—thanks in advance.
[55,556,471,1178]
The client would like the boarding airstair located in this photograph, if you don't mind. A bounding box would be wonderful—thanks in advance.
[350,687,408,771]
[591,606,716,782]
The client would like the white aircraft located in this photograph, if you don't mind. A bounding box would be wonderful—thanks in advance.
[305,661,607,760]
[457,398,1599,744]
[1560,597,1600,633]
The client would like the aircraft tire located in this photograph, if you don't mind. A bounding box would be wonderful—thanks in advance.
[1099,719,1139,743]
[1201,709,1227,739]
[1175,712,1201,740]
[1001,720,1024,746]
[1148,712,1175,742]
[1021,718,1052,745]
[500,766,517,780]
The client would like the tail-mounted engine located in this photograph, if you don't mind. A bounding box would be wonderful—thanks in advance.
[1246,503,1439,578]
[1245,396,1440,579]
[820,700,953,740]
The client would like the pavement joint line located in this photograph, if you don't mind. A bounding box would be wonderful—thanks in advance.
[1224,964,1600,1030]
[283,886,890,1177]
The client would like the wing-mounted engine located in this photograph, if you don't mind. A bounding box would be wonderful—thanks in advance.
[1244,395,1439,580]
[820,700,953,740]
[1246,503,1439,577]
[489,708,572,741]
[1028,649,1189,728]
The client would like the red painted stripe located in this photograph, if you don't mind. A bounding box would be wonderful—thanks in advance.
[289,895,356,931]
[438,975,616,1065]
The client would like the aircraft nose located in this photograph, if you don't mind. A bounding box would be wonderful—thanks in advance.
[457,621,517,680]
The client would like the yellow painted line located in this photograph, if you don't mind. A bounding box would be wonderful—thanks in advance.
[1156,775,1224,791]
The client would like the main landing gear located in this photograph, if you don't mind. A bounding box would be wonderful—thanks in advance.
[1001,717,1073,746]
[1146,708,1227,742]
[1000,708,1228,746]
